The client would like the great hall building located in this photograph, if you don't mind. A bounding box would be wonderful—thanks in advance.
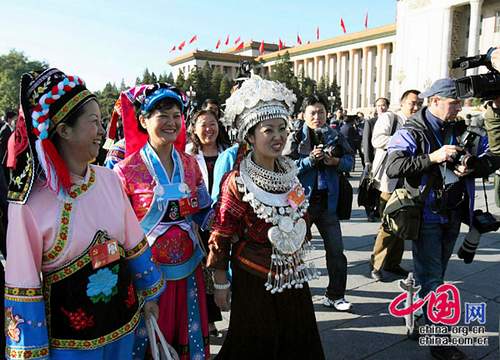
[168,0,500,112]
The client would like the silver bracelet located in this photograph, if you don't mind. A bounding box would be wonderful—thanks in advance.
[213,282,231,290]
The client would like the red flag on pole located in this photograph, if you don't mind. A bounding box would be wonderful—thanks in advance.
[225,35,230,46]
[178,40,186,50]
[234,36,241,44]
[235,41,244,51]
[297,34,302,45]
[169,45,176,52]
[189,35,198,44]
[278,38,283,50]
[364,12,368,29]
[316,26,320,40]
[215,39,221,49]
[259,40,264,55]
[340,18,347,33]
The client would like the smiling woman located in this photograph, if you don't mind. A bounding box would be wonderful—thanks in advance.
[114,82,213,359]
[4,68,164,360]
[207,76,325,359]
[51,100,104,176]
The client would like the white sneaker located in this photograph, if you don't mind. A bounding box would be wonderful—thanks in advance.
[322,297,352,312]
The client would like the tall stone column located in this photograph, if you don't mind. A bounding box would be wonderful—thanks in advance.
[308,59,314,79]
[340,53,348,109]
[366,47,375,106]
[318,56,325,82]
[336,52,342,85]
[352,50,360,109]
[380,44,389,98]
[376,44,383,99]
[467,0,484,75]
[298,61,304,77]
[361,47,368,108]
[440,6,452,78]
[328,55,335,84]
[347,49,355,110]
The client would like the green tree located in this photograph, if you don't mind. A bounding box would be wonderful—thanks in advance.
[150,72,158,83]
[142,68,153,84]
[328,79,342,111]
[270,52,297,90]
[0,50,48,112]
[219,76,232,103]
[175,69,186,90]
[199,62,213,101]
[166,72,174,84]
[119,78,127,91]
[95,82,119,121]
[210,68,223,102]
[158,72,168,83]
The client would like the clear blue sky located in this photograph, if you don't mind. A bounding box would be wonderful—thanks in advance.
[1,0,396,91]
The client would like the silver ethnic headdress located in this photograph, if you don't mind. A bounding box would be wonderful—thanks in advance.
[222,75,296,142]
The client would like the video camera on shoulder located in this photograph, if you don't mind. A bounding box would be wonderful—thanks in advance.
[452,47,500,100]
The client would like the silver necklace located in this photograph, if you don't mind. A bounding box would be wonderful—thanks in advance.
[244,153,297,193]
[237,157,319,294]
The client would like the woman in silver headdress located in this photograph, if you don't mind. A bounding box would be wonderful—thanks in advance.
[207,76,325,359]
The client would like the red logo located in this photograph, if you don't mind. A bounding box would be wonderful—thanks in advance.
[389,283,461,325]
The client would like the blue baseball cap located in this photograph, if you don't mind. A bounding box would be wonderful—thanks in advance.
[140,87,185,114]
[419,78,458,99]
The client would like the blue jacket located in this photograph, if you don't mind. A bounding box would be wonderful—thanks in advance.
[283,122,353,215]
[211,143,240,204]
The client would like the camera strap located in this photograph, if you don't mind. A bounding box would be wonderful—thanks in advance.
[482,179,490,213]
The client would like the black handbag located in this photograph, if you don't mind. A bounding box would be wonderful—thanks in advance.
[358,167,380,208]
[337,173,353,220]
[358,114,398,208]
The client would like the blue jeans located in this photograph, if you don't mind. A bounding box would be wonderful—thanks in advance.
[412,212,461,314]
[309,202,347,300]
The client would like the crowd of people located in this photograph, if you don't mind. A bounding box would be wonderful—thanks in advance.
[0,57,499,360]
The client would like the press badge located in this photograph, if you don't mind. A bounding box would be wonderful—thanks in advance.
[179,193,200,217]
[90,237,120,270]
[288,184,306,209]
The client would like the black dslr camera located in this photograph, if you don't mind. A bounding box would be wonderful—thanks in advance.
[447,122,486,170]
[452,47,500,100]
[313,127,344,158]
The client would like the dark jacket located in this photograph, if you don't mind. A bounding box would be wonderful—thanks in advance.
[386,107,495,223]
[362,117,377,164]
[340,121,360,150]
[283,122,353,215]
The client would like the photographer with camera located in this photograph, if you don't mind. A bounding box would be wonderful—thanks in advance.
[283,94,354,312]
[385,78,496,360]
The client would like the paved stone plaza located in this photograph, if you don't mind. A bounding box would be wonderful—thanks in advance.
[210,164,500,359]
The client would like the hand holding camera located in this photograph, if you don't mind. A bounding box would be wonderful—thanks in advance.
[429,145,462,164]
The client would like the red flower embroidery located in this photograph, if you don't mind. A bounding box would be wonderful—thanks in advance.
[125,283,137,308]
[61,307,95,331]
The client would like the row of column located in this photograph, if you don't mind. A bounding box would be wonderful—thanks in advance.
[289,43,393,110]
